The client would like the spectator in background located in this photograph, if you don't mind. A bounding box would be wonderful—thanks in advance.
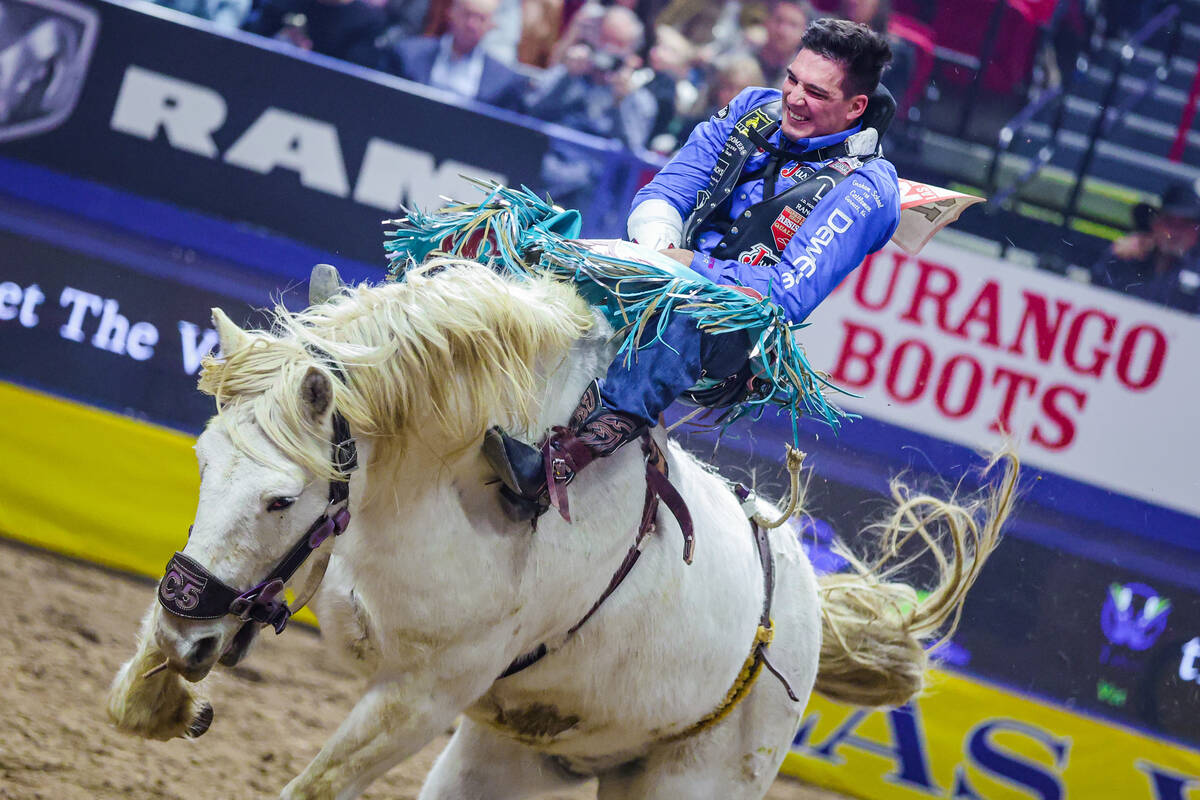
[151,0,251,29]
[380,0,528,110]
[1091,182,1200,313]
[835,0,913,107]
[423,0,561,65]
[515,0,564,67]
[656,0,763,53]
[526,5,658,205]
[242,0,388,68]
[526,5,657,147]
[672,52,766,143]
[753,0,813,86]
[637,25,699,152]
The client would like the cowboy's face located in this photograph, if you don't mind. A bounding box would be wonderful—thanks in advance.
[780,49,868,141]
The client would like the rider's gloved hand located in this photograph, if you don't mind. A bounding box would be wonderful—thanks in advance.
[627,198,683,251]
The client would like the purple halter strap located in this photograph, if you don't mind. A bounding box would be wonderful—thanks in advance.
[157,411,357,635]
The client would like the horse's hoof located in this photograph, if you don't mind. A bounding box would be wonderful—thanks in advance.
[309,264,344,305]
[186,702,214,738]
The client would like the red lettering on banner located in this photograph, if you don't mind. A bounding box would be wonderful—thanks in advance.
[846,255,1170,397]
[886,340,933,402]
[950,282,1002,347]
[829,248,1180,452]
[1116,324,1168,390]
[832,321,884,387]
[1064,308,1117,378]
[829,318,1093,454]
[900,259,958,330]
[936,355,985,418]
[1033,385,1088,450]
[1007,292,1073,364]
[989,367,1039,434]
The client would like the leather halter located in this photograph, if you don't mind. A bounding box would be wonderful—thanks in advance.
[157,412,357,636]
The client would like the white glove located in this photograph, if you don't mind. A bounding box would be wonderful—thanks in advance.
[627,199,684,251]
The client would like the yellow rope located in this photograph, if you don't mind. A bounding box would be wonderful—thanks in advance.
[665,620,776,742]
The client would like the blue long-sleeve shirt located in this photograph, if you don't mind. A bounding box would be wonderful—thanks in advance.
[633,86,901,323]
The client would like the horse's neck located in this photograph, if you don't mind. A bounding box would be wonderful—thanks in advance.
[526,310,617,435]
[336,313,646,649]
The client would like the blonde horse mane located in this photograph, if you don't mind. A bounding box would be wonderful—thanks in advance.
[197,260,594,478]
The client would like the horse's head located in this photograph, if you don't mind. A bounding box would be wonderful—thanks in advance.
[154,309,352,681]
[153,265,598,679]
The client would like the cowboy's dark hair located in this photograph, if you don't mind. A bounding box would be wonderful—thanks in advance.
[800,18,892,96]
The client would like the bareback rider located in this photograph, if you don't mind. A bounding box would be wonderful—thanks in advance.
[485,18,901,520]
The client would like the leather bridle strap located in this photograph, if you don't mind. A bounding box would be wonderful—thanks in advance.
[157,411,357,635]
[499,433,686,679]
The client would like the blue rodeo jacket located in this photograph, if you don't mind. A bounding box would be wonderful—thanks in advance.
[633,86,901,323]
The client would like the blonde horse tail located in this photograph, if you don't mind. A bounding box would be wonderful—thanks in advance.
[813,449,1019,708]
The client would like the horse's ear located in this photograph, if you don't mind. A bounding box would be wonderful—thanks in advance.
[211,308,250,355]
[300,366,333,422]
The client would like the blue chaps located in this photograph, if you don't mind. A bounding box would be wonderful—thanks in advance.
[597,312,752,426]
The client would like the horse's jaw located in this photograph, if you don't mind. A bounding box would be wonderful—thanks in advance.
[152,607,243,683]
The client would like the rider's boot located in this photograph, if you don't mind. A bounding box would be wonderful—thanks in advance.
[483,380,647,522]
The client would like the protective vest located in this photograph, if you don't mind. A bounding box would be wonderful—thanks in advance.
[681,99,876,268]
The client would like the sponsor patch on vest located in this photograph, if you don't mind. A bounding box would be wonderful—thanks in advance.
[715,104,730,120]
[828,158,857,176]
[771,207,806,250]
[735,108,774,136]
[736,243,780,266]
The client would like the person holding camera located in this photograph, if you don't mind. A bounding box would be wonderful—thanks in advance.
[523,5,659,208]
[1091,181,1200,313]
[525,5,658,149]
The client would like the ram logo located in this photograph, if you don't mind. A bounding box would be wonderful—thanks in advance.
[0,0,98,143]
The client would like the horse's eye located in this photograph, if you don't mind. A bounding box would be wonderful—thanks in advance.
[267,497,296,512]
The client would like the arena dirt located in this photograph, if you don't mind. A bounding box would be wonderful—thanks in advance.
[0,537,848,800]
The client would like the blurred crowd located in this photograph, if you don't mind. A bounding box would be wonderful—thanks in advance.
[151,0,920,156]
[148,0,1200,315]
[1092,181,1200,314]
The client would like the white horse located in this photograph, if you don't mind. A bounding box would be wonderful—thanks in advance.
[108,259,1016,799]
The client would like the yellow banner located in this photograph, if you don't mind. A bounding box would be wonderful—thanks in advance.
[0,381,315,624]
[783,669,1200,799]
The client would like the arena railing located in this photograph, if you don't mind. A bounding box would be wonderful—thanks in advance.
[983,3,1183,248]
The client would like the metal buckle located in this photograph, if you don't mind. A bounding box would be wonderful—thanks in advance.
[551,457,573,482]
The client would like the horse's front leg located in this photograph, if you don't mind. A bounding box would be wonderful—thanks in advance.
[280,674,468,800]
[107,601,213,741]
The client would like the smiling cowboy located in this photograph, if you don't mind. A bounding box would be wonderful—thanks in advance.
[485,18,902,519]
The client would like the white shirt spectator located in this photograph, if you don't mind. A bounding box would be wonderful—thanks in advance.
[480,0,521,64]
[428,33,487,97]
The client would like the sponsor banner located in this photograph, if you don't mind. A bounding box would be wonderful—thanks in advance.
[803,239,1200,519]
[0,222,285,431]
[782,669,1200,800]
[946,528,1200,747]
[0,0,564,265]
